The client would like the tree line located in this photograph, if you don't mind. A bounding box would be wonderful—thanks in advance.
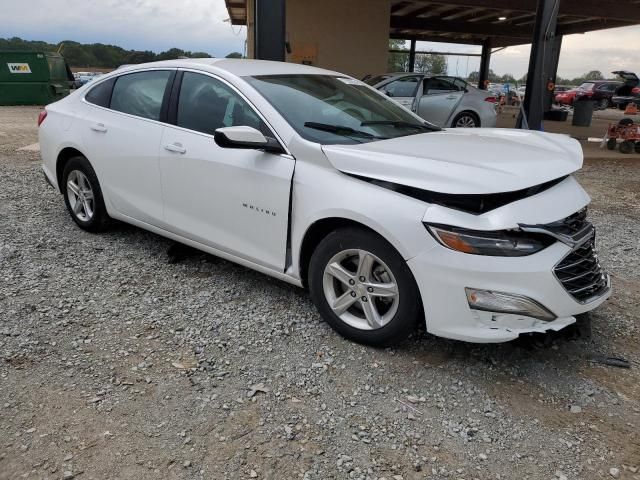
[467,69,618,87]
[0,37,243,68]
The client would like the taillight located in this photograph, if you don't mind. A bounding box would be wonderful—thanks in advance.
[37,110,47,127]
[484,96,497,103]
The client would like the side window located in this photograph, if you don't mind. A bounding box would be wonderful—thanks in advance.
[177,72,268,136]
[380,76,420,98]
[110,70,172,121]
[453,78,468,91]
[85,77,116,108]
[423,78,456,95]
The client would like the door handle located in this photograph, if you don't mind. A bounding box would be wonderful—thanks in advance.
[90,123,107,133]
[446,95,457,100]
[163,142,186,154]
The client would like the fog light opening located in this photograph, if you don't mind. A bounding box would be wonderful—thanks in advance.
[465,288,556,322]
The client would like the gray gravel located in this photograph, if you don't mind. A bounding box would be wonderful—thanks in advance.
[1,106,639,480]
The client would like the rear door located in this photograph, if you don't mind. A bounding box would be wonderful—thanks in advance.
[81,69,174,225]
[416,77,465,127]
[377,75,422,109]
[158,70,295,271]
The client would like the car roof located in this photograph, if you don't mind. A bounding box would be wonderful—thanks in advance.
[114,58,344,78]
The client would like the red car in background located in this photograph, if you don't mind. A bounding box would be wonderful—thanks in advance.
[555,88,578,105]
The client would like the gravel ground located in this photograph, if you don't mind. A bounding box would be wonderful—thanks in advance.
[1,106,639,480]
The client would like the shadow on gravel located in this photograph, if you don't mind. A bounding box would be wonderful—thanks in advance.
[93,220,626,375]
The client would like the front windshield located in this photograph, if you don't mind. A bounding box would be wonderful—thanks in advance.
[245,74,438,145]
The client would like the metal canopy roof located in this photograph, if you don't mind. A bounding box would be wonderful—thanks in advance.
[225,0,640,47]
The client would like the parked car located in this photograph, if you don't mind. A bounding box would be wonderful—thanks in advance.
[611,71,640,110]
[573,80,622,108]
[39,59,610,345]
[555,88,579,105]
[553,85,572,95]
[367,73,497,128]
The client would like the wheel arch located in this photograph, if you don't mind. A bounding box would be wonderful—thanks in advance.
[451,109,480,128]
[56,147,87,193]
[298,216,409,288]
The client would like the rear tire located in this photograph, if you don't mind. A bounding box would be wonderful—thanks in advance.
[61,156,110,232]
[597,98,610,109]
[308,227,421,347]
[452,112,480,128]
[606,138,617,150]
[619,141,634,154]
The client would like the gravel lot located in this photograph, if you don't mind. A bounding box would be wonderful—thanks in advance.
[1,106,639,480]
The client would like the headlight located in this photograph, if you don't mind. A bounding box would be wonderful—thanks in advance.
[426,224,554,257]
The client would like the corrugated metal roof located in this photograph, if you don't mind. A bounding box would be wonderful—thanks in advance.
[225,0,640,46]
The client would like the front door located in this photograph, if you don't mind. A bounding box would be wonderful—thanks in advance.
[379,75,422,109]
[159,71,295,271]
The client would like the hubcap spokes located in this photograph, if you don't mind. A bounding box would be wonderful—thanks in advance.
[67,170,94,222]
[323,249,399,330]
[457,116,476,128]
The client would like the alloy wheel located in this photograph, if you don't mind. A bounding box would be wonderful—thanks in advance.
[66,170,95,222]
[455,115,477,128]
[322,249,399,330]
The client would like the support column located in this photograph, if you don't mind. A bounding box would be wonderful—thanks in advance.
[518,0,561,129]
[254,0,286,61]
[544,34,563,112]
[477,39,491,90]
[408,39,416,72]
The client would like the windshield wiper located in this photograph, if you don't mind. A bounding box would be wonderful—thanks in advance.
[304,122,387,140]
[360,120,441,132]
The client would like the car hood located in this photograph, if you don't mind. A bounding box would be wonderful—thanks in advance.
[321,128,583,195]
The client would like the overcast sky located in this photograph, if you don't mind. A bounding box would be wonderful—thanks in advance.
[4,0,639,79]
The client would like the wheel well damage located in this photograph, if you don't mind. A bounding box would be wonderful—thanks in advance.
[298,218,378,288]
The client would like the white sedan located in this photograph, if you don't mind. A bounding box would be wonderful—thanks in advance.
[366,73,497,128]
[39,59,610,346]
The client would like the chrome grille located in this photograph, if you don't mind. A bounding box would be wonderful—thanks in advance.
[554,236,609,303]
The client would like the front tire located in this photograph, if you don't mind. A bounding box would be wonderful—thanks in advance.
[62,156,110,232]
[308,227,421,347]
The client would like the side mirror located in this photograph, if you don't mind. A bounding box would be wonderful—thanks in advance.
[214,126,284,154]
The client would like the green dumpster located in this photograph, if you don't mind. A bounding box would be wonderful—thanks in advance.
[0,51,73,105]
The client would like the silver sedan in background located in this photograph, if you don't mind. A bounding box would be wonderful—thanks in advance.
[366,73,497,128]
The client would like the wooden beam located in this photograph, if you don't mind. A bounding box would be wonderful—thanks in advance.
[390,15,532,37]
[558,18,636,35]
[390,32,528,47]
[405,0,640,24]
[389,49,482,56]
[390,32,486,45]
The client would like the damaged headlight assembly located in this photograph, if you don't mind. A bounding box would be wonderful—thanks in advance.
[425,224,554,257]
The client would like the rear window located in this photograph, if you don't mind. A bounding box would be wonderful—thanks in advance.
[85,77,116,108]
[579,82,595,91]
[110,70,172,121]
